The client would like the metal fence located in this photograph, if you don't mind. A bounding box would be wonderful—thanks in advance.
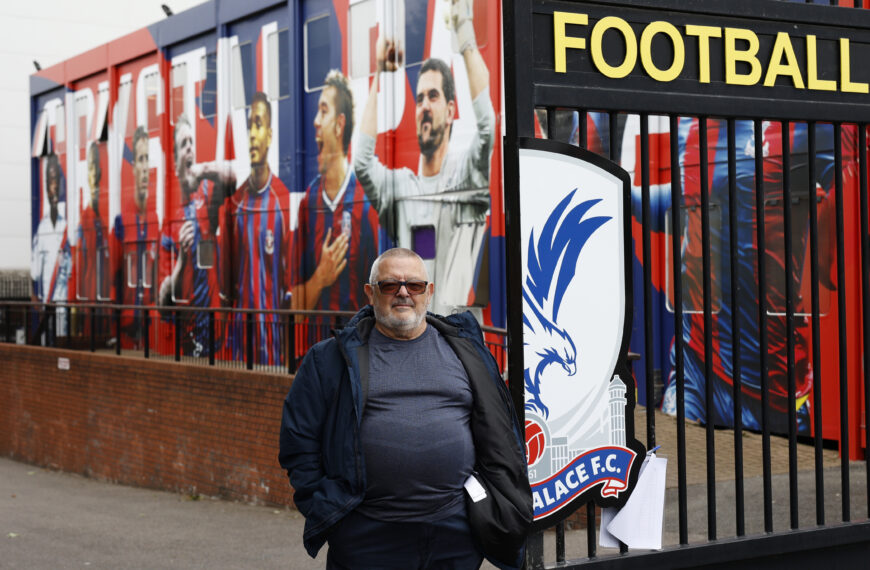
[505,0,870,567]
[0,301,509,376]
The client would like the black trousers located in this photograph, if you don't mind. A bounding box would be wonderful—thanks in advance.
[325,509,483,570]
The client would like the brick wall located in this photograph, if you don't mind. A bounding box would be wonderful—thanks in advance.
[0,344,295,507]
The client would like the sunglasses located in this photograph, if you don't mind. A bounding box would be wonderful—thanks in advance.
[373,279,429,295]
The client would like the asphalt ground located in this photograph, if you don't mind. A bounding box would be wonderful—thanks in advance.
[2,408,867,569]
[0,456,324,569]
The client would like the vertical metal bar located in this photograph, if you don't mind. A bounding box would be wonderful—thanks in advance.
[526,532,544,569]
[727,118,746,536]
[609,113,619,162]
[754,119,774,533]
[90,307,96,352]
[115,307,121,356]
[555,522,565,563]
[504,0,536,565]
[861,123,870,519]
[209,311,215,366]
[670,115,689,545]
[503,0,532,432]
[246,312,254,371]
[640,114,656,450]
[288,315,296,374]
[782,121,799,530]
[833,123,851,522]
[807,122,825,526]
[586,502,597,558]
[50,305,57,347]
[174,310,181,362]
[699,116,717,541]
[144,307,150,359]
[546,106,556,142]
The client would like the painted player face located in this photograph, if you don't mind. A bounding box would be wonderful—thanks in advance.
[133,136,149,213]
[88,148,99,210]
[249,100,272,168]
[46,162,59,210]
[415,69,454,158]
[314,86,344,177]
[174,121,196,196]
[365,255,433,339]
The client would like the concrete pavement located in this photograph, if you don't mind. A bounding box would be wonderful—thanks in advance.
[2,407,867,568]
[0,456,325,569]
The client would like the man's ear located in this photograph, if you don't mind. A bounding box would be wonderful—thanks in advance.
[364,283,375,305]
[446,100,456,125]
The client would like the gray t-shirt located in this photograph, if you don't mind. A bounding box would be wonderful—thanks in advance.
[357,325,475,522]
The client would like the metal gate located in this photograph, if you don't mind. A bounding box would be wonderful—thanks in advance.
[503,0,870,567]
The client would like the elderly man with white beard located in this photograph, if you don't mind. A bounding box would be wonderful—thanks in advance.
[279,247,532,569]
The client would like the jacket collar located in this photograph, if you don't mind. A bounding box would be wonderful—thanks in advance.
[337,305,477,345]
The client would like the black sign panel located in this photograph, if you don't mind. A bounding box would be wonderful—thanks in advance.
[532,0,870,122]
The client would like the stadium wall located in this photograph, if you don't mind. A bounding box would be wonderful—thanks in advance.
[0,344,294,507]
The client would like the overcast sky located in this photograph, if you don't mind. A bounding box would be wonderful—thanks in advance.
[0,0,204,269]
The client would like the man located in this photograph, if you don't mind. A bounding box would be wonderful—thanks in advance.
[159,114,235,356]
[221,92,290,364]
[32,152,71,308]
[77,142,109,301]
[354,0,495,316]
[114,127,158,343]
[292,69,378,312]
[279,248,531,569]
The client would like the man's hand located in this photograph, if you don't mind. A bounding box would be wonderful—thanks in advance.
[313,228,349,288]
[178,220,195,256]
[445,0,476,55]
[187,162,206,185]
[376,34,404,73]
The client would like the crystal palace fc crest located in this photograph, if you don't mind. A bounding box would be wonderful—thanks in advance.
[519,139,645,529]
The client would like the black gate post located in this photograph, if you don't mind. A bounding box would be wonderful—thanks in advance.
[287,314,296,374]
[90,307,96,352]
[115,306,121,355]
[174,309,181,362]
[209,310,215,366]
[503,0,536,566]
[246,312,254,371]
[144,307,150,359]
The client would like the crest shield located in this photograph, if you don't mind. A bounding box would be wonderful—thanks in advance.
[518,138,643,529]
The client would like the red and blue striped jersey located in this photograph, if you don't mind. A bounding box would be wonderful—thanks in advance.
[77,207,109,301]
[222,173,289,366]
[223,173,290,311]
[160,180,221,309]
[293,170,379,311]
[114,210,159,307]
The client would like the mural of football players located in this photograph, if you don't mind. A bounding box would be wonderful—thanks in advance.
[292,69,379,312]
[355,0,494,316]
[114,126,158,344]
[658,119,839,435]
[159,114,236,357]
[77,142,110,302]
[31,152,71,315]
[222,91,289,364]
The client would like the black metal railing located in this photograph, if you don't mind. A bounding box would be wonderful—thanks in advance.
[0,301,509,376]
[525,108,870,567]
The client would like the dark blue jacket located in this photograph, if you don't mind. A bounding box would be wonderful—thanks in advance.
[278,306,531,568]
